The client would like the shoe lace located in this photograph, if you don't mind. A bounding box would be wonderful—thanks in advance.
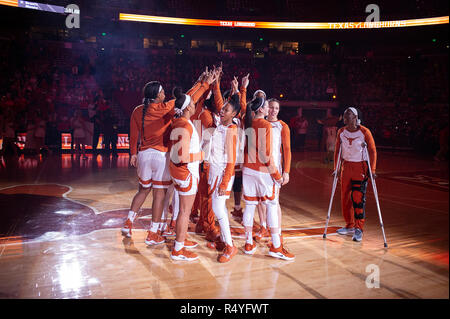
[281,246,292,256]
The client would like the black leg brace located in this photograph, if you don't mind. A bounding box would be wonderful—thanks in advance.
[351,179,368,219]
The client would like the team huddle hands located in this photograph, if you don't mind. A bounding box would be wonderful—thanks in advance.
[125,63,380,260]
[124,62,298,262]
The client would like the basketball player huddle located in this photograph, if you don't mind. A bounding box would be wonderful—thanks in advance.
[121,64,378,262]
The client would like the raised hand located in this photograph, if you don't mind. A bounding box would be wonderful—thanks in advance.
[241,73,250,89]
[205,68,217,85]
[217,61,223,78]
[197,70,206,83]
[231,76,239,94]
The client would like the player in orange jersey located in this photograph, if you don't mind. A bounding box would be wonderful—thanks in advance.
[121,74,210,245]
[254,98,292,245]
[241,97,294,260]
[168,70,218,261]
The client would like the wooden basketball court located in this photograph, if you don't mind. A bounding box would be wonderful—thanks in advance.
[0,151,448,299]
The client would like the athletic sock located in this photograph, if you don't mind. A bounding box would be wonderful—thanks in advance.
[246,231,253,245]
[279,228,282,236]
[127,210,137,222]
[159,222,167,232]
[174,240,184,252]
[261,221,267,229]
[272,233,281,248]
[218,218,233,246]
[150,222,160,233]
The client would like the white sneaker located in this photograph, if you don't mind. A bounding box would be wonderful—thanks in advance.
[121,219,133,238]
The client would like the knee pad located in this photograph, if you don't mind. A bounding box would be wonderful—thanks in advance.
[265,202,279,229]
[243,204,256,227]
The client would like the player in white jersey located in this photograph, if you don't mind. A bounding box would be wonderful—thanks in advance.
[207,94,241,262]
[334,107,377,242]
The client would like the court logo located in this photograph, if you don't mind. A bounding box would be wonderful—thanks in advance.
[365,4,380,22]
[365,264,380,288]
[65,4,80,29]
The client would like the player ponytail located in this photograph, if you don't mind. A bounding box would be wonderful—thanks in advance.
[245,97,265,129]
[173,86,188,118]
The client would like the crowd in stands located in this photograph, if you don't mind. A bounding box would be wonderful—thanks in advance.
[0,39,119,156]
[270,55,337,101]
[0,37,448,158]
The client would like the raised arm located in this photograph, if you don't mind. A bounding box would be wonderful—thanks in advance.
[219,125,238,193]
[239,73,249,118]
[190,68,219,104]
[213,78,224,113]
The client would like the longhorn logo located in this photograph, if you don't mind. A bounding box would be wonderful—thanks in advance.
[344,136,358,146]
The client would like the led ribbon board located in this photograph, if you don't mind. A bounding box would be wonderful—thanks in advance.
[0,0,18,7]
[1,0,76,14]
[119,13,449,29]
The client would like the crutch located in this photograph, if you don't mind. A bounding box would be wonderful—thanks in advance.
[362,142,388,248]
[323,145,342,238]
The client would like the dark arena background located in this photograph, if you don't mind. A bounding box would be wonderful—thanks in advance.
[0,0,448,307]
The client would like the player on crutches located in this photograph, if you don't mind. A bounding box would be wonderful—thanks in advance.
[324,107,379,243]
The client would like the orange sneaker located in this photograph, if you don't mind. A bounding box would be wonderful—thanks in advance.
[268,244,295,261]
[171,247,199,261]
[121,219,133,238]
[244,242,257,255]
[144,230,165,246]
[184,239,198,249]
[218,244,238,263]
